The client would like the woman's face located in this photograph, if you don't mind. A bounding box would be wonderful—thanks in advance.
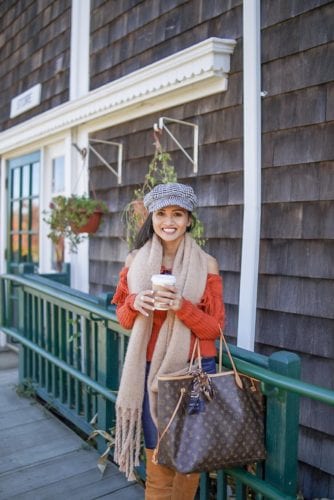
[152,205,191,244]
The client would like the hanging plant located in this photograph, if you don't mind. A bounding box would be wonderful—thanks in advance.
[123,131,206,249]
[43,194,108,253]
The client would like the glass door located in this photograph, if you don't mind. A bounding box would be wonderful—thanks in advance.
[7,152,40,273]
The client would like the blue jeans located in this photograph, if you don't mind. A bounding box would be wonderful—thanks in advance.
[142,357,216,449]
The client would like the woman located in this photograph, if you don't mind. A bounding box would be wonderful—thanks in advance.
[112,183,225,499]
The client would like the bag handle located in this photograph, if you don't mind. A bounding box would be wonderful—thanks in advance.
[190,328,243,389]
[188,337,202,371]
[219,327,243,389]
[152,387,186,465]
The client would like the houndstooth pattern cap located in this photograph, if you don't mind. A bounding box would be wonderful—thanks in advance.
[143,183,198,213]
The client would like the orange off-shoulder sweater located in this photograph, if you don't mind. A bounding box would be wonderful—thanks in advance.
[112,267,225,361]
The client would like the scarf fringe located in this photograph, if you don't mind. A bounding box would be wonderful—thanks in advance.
[114,406,141,481]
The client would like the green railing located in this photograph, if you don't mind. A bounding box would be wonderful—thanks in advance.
[1,271,333,500]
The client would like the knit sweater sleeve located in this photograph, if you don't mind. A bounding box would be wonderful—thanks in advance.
[176,274,225,340]
[111,267,138,329]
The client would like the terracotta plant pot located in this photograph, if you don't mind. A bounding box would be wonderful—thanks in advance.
[131,199,148,228]
[72,210,104,234]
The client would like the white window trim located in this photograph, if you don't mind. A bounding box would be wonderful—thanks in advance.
[40,141,67,274]
[0,37,236,155]
[39,130,90,292]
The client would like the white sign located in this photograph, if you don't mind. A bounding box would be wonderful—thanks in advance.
[10,83,42,118]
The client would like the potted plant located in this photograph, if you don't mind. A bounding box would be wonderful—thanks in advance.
[44,194,108,253]
[123,133,205,249]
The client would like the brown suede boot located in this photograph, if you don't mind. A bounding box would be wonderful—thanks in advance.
[171,471,200,500]
[145,448,175,500]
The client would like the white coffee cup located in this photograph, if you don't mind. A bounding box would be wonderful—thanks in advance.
[151,274,176,310]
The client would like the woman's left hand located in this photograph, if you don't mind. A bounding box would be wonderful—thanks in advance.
[155,285,183,312]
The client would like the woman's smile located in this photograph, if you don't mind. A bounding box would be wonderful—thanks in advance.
[162,227,177,234]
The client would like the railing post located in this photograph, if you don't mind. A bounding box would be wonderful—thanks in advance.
[264,351,301,496]
[17,271,27,384]
[16,264,34,384]
[61,262,71,286]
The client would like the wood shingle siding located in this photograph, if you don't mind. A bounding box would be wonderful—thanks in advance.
[90,0,243,89]
[258,2,334,493]
[0,0,71,131]
[257,310,334,358]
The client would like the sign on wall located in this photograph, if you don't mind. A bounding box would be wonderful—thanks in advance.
[10,84,41,118]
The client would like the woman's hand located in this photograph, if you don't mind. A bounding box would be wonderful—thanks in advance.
[133,290,155,317]
[154,285,183,312]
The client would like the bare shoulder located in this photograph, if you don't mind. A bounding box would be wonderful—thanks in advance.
[125,250,138,267]
[206,254,220,275]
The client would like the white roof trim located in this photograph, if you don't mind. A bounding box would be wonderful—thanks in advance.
[0,37,236,154]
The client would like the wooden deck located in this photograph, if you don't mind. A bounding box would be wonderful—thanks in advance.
[0,350,144,500]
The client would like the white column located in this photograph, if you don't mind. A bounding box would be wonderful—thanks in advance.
[68,128,89,293]
[70,0,90,100]
[69,0,90,292]
[237,0,262,350]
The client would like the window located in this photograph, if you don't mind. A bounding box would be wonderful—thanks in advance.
[8,152,40,272]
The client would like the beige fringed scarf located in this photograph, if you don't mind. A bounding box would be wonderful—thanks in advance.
[113,233,208,480]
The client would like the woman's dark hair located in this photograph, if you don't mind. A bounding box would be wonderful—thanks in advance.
[133,211,195,250]
[133,213,154,249]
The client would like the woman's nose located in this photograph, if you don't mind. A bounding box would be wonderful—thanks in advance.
[164,215,174,224]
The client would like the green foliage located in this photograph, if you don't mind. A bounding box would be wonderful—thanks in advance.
[43,195,108,253]
[135,151,178,199]
[191,212,206,248]
[123,150,206,249]
[16,379,36,399]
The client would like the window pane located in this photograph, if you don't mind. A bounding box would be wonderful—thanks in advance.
[32,162,39,196]
[21,200,29,231]
[12,168,20,199]
[52,156,65,193]
[31,198,39,232]
[22,164,30,197]
[11,234,19,262]
[21,234,28,261]
[11,201,20,231]
[31,234,39,264]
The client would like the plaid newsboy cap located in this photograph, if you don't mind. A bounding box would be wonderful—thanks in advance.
[143,183,198,212]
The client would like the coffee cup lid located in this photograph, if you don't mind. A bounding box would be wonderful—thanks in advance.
[151,274,176,285]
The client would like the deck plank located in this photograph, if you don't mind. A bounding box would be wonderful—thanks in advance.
[12,464,143,500]
[0,354,144,500]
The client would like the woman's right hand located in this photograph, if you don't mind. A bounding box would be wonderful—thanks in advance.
[133,290,155,317]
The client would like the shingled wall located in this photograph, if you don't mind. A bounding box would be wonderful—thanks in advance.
[88,1,334,497]
[259,1,334,494]
[0,0,71,131]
